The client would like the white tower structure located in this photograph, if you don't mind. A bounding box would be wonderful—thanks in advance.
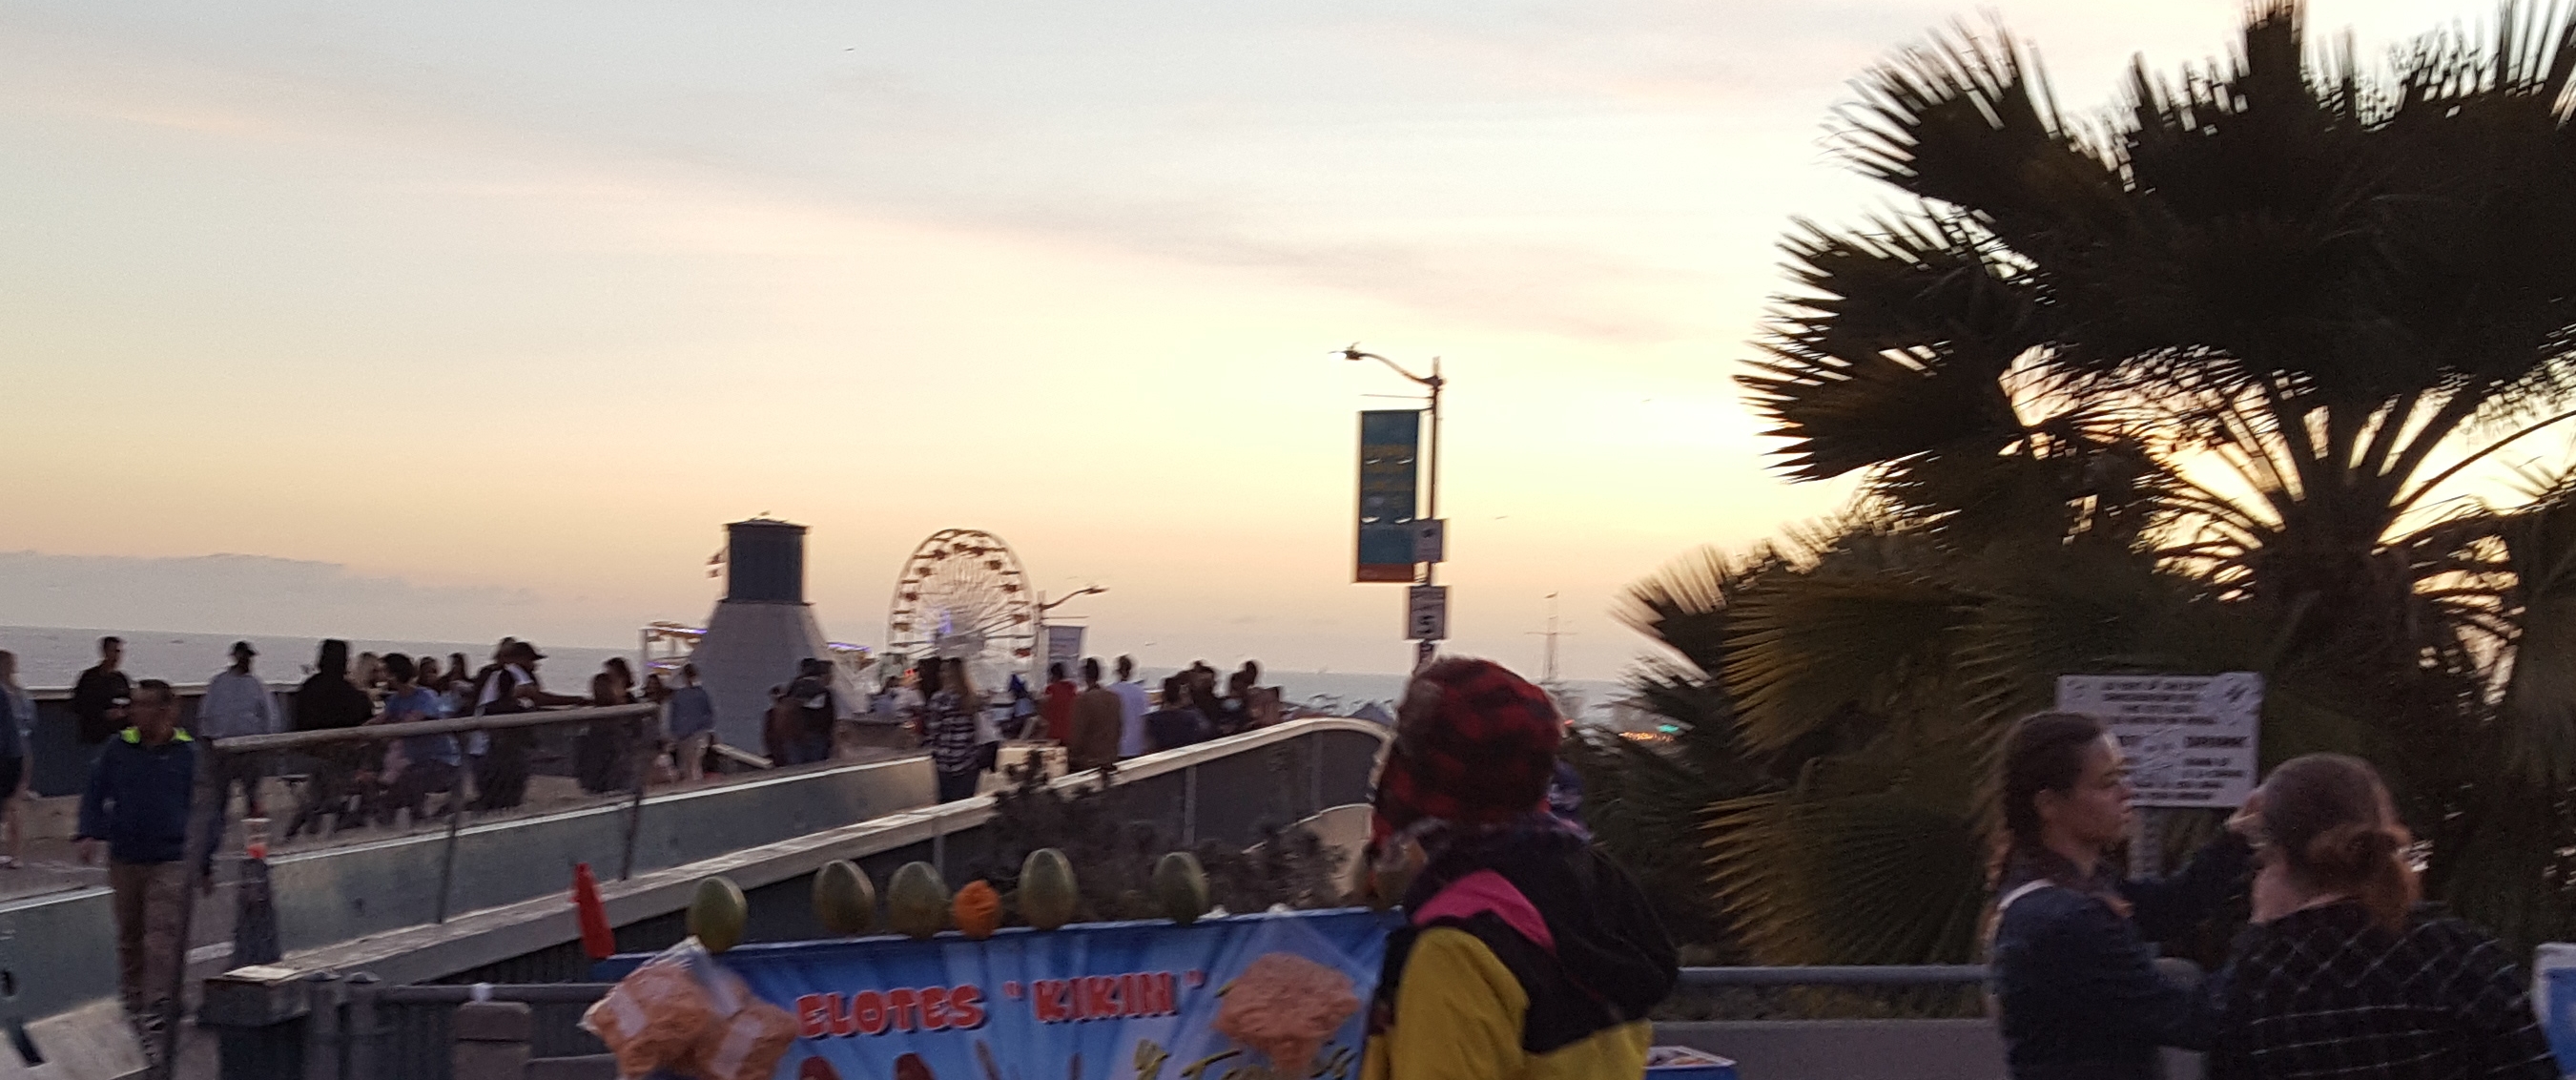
[690,518,852,750]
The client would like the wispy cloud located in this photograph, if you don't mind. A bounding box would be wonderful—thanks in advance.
[0,550,566,644]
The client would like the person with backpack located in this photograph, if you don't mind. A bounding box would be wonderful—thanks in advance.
[1360,658,1676,1080]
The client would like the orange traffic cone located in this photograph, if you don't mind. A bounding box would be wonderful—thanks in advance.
[572,862,615,960]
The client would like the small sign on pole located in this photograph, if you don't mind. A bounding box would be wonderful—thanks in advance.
[2057,673,2261,879]
[1043,625,1085,678]
[1407,585,1449,641]
[1412,520,1446,564]
[2054,673,2262,809]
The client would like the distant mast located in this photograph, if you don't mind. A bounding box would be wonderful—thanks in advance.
[1530,592,1581,720]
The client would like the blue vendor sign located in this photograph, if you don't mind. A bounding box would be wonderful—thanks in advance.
[600,908,1399,1080]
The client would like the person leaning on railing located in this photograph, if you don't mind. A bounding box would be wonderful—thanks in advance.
[468,640,586,811]
[1985,713,2258,1080]
[370,654,461,825]
[287,639,375,838]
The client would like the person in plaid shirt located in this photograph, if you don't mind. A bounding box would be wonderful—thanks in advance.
[922,658,983,803]
[2208,754,2556,1079]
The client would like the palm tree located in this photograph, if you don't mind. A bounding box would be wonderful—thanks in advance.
[1663,1,2576,961]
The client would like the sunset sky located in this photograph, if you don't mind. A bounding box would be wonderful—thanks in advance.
[0,0,2531,680]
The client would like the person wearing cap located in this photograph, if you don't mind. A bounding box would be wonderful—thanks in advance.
[1360,658,1676,1080]
[469,640,583,810]
[197,641,281,817]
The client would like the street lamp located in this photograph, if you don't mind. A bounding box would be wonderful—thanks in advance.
[1340,344,1445,669]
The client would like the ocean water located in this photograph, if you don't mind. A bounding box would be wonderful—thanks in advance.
[0,624,1628,718]
[1133,667,1625,721]
[0,624,632,690]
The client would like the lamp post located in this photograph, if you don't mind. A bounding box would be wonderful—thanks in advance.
[1340,344,1444,669]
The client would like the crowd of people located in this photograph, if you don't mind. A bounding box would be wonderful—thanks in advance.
[30,628,2553,1079]
[866,654,1279,803]
[1350,664,2569,1079]
[32,633,642,1049]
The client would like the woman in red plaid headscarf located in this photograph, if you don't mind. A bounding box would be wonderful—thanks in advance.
[1360,658,1676,1080]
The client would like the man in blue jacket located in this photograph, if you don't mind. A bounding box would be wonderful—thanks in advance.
[74,679,210,1029]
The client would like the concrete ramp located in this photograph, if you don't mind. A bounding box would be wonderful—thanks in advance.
[196,719,1391,1079]
[0,755,936,1022]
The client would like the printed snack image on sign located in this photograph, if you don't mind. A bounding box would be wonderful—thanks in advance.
[601,908,1395,1080]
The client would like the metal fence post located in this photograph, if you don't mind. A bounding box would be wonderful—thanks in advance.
[342,972,380,1080]
[434,768,466,924]
[301,970,341,1080]
[159,734,223,1079]
[619,715,651,881]
[1308,737,1323,817]
[932,806,946,880]
[450,999,531,1080]
[1182,764,1198,847]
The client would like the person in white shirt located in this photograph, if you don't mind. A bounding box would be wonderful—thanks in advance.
[197,641,280,817]
[469,639,582,810]
[1111,655,1152,759]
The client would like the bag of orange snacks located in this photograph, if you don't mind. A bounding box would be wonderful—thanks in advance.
[580,940,729,1077]
[692,995,798,1080]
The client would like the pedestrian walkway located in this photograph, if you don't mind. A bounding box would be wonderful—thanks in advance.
[0,837,102,903]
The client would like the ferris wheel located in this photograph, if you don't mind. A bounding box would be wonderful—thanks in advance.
[886,529,1038,675]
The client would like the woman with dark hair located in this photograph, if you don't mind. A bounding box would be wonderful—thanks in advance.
[2208,754,2554,1077]
[1988,712,2258,1080]
[576,657,638,793]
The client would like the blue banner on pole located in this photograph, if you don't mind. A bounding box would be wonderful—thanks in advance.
[600,908,1397,1080]
[1356,410,1421,583]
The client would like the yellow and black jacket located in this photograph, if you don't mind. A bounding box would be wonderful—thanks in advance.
[1363,827,1675,1079]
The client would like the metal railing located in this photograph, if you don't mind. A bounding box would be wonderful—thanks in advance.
[1677,966,1990,987]
[167,705,658,1078]
[211,718,1397,1080]
[1663,965,1992,1023]
[202,703,663,884]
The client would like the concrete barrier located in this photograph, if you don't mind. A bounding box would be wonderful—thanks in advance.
[0,754,934,1023]
[210,719,1391,1080]
[0,1001,147,1080]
